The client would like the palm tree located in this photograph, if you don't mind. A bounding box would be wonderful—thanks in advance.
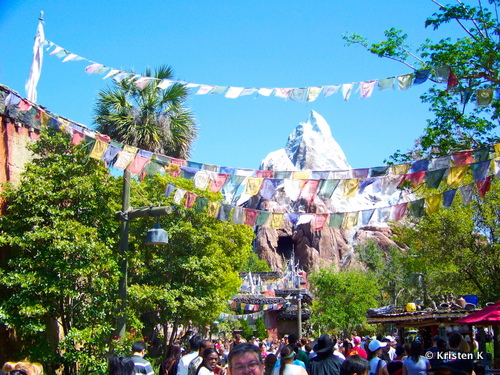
[94,65,197,158]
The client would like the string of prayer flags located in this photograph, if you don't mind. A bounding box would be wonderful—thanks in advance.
[44,39,461,103]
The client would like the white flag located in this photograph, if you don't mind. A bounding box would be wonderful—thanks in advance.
[25,19,45,102]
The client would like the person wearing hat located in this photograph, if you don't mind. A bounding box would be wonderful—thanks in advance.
[367,340,388,375]
[347,337,367,359]
[307,334,344,375]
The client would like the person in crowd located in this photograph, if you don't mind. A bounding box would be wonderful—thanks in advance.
[386,345,405,375]
[259,343,269,360]
[273,346,307,375]
[401,342,430,375]
[160,345,182,375]
[341,340,353,358]
[179,335,202,375]
[188,340,214,375]
[130,341,154,375]
[380,338,392,364]
[109,355,135,375]
[287,334,309,367]
[217,345,228,367]
[308,334,344,375]
[264,355,277,375]
[228,343,265,375]
[30,363,43,375]
[231,334,245,351]
[196,348,225,375]
[340,355,370,375]
[347,336,367,359]
[367,339,389,375]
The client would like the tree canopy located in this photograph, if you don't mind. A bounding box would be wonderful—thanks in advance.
[344,0,500,162]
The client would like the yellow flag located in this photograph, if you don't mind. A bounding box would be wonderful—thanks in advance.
[207,201,221,218]
[391,163,410,175]
[245,177,263,196]
[40,111,51,127]
[270,213,284,229]
[89,139,108,160]
[342,212,359,229]
[425,194,442,214]
[293,171,311,180]
[342,179,360,199]
[494,143,500,158]
[447,165,469,188]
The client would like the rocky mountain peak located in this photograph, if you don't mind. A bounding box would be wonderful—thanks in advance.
[260,110,350,171]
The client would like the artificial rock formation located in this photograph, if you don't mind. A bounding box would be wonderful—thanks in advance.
[256,111,402,272]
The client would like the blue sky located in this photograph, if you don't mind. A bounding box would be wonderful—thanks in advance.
[1,0,464,170]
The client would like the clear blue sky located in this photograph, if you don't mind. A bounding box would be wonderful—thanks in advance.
[0,0,463,170]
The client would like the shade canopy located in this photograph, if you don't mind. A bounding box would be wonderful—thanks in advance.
[455,301,500,325]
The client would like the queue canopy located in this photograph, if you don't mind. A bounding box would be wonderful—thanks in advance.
[455,301,500,325]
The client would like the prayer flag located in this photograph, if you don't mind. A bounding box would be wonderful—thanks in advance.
[413,69,431,85]
[89,134,111,160]
[173,188,186,205]
[195,197,208,212]
[307,87,322,102]
[433,66,450,82]
[232,206,244,224]
[391,203,408,221]
[329,213,344,228]
[471,160,491,182]
[207,201,221,218]
[403,171,425,187]
[284,179,302,201]
[378,77,394,90]
[410,159,430,173]
[196,85,215,95]
[431,156,451,170]
[453,151,473,166]
[425,168,446,189]
[164,183,176,197]
[447,165,469,188]
[184,192,198,208]
[353,168,369,178]
[299,180,320,202]
[245,177,264,196]
[127,150,152,175]
[342,178,360,199]
[370,166,390,177]
[289,88,307,102]
[391,163,410,175]
[274,88,292,99]
[477,89,493,106]
[217,204,232,221]
[297,214,313,225]
[244,209,258,227]
[256,211,271,226]
[409,199,425,217]
[342,83,354,100]
[377,207,391,223]
[260,179,282,200]
[360,80,377,98]
[474,148,490,163]
[209,174,229,193]
[270,213,284,229]
[342,212,359,229]
[397,74,413,90]
[323,85,340,97]
[114,145,138,170]
[258,88,274,96]
[26,19,45,102]
[460,184,474,204]
[313,213,329,230]
[425,194,442,214]
[477,176,492,198]
[256,170,274,178]
[194,170,211,190]
[443,189,457,207]
[361,209,375,225]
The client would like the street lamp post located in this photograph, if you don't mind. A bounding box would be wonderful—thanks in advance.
[297,293,303,338]
[116,170,171,338]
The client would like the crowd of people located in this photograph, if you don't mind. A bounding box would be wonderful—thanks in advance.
[106,330,480,375]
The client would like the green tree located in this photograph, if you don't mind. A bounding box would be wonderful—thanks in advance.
[356,241,412,307]
[94,65,197,158]
[343,1,500,162]
[254,317,268,340]
[308,268,378,335]
[392,179,500,304]
[0,128,121,374]
[124,174,256,346]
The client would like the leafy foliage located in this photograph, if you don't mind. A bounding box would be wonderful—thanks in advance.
[94,65,198,158]
[392,179,500,303]
[343,1,500,162]
[0,128,121,372]
[308,268,378,335]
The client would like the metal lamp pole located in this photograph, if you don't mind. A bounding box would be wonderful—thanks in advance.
[297,293,303,338]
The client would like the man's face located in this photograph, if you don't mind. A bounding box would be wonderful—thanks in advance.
[229,352,264,375]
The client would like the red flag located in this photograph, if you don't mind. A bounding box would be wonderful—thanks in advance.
[477,176,492,198]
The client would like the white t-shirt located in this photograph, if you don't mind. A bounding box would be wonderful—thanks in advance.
[272,364,305,375]
[178,352,198,375]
